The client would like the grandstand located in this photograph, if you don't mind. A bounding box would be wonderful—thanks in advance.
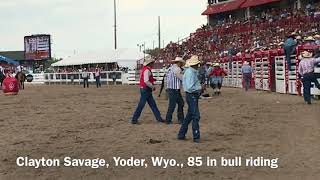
[137,0,320,67]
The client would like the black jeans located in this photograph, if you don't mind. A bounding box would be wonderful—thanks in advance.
[83,78,89,88]
[165,89,184,123]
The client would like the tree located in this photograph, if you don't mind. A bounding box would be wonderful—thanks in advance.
[144,48,161,57]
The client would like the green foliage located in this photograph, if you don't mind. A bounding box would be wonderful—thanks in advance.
[145,48,161,57]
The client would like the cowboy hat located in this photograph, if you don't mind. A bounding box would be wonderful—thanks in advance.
[206,61,212,65]
[213,63,220,67]
[289,32,297,36]
[304,36,315,41]
[314,34,320,39]
[301,51,313,58]
[296,36,302,40]
[143,56,155,66]
[186,55,201,66]
[171,57,185,64]
[243,61,249,65]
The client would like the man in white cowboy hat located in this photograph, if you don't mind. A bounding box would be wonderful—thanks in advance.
[209,62,227,95]
[241,61,253,91]
[178,55,203,143]
[298,51,320,104]
[165,57,185,124]
[304,36,316,46]
[131,57,164,124]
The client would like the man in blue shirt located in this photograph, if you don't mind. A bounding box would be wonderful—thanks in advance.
[241,61,253,91]
[178,55,203,143]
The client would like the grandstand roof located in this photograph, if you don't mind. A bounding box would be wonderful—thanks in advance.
[202,0,245,15]
[240,0,280,8]
[51,49,144,67]
[202,0,281,15]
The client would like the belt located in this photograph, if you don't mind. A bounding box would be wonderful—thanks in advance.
[186,91,201,95]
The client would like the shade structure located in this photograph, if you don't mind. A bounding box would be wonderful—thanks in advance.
[51,49,144,68]
[240,0,281,8]
[0,55,19,65]
[202,0,246,15]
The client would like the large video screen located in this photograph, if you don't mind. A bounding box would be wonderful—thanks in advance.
[24,35,51,60]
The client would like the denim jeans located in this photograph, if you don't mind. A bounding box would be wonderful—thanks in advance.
[83,78,89,88]
[210,77,223,89]
[284,45,296,71]
[165,89,184,123]
[243,73,252,91]
[132,87,162,122]
[95,77,101,88]
[302,72,320,103]
[178,92,201,140]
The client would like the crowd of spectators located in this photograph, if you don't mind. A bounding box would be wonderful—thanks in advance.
[53,65,129,73]
[157,2,320,63]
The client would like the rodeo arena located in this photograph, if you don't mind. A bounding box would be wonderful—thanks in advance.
[1,0,320,179]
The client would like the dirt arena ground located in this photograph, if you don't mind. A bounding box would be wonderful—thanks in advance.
[0,85,319,180]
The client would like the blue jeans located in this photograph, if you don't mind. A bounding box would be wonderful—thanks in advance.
[178,92,201,140]
[284,45,296,71]
[83,78,89,88]
[95,77,101,88]
[302,72,320,103]
[210,77,223,89]
[132,88,162,122]
[165,89,184,123]
[243,73,252,91]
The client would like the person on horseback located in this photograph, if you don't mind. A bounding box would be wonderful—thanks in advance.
[15,66,26,90]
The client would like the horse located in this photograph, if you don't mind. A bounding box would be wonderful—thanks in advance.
[0,72,4,88]
[15,71,26,90]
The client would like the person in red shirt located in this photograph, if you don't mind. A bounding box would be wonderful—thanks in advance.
[209,63,227,95]
[131,57,165,124]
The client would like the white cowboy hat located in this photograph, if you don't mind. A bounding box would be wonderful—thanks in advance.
[304,36,315,41]
[186,55,201,66]
[206,61,212,65]
[171,57,185,64]
[213,63,220,67]
[301,51,313,58]
[143,57,155,66]
[296,36,302,40]
[314,34,320,39]
[290,32,297,36]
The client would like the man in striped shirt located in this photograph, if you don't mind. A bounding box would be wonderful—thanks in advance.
[298,51,320,104]
[165,57,185,124]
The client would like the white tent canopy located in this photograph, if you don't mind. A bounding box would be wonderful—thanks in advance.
[51,48,144,68]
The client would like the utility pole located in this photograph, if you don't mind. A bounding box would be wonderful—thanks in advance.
[114,0,117,49]
[158,16,161,49]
